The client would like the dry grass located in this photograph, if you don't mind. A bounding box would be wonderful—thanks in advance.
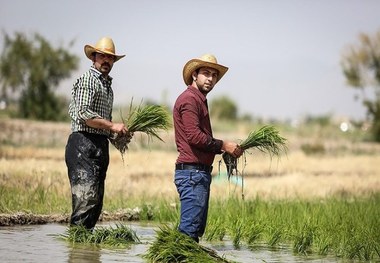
[1,119,379,201]
[1,145,379,201]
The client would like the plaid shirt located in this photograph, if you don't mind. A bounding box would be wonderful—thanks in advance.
[68,67,113,136]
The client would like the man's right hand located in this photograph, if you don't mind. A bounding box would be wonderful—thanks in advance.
[110,122,128,135]
[222,141,243,158]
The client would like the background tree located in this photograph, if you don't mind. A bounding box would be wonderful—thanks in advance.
[341,30,380,141]
[0,32,79,121]
[210,95,238,121]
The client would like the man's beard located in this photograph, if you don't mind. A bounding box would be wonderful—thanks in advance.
[199,83,213,95]
[100,62,111,73]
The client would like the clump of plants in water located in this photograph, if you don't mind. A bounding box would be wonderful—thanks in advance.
[61,223,140,248]
[205,194,380,261]
[144,225,232,263]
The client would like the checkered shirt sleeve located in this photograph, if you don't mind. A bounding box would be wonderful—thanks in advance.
[68,67,114,136]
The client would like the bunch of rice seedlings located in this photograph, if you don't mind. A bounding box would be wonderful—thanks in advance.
[61,224,140,247]
[239,125,287,154]
[144,225,232,263]
[111,102,171,156]
[222,125,287,179]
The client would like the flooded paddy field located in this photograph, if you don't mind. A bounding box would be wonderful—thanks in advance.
[0,222,340,263]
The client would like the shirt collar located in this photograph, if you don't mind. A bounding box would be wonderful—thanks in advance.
[187,85,207,102]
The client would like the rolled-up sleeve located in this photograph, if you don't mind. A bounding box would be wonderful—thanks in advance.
[71,77,102,123]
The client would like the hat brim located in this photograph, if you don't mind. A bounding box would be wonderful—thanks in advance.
[183,59,228,85]
[84,45,125,62]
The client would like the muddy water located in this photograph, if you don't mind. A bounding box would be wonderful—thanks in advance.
[0,222,338,263]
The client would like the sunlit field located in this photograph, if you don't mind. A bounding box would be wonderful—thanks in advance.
[1,118,379,208]
[1,118,379,260]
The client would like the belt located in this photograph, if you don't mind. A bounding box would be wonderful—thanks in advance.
[175,163,213,173]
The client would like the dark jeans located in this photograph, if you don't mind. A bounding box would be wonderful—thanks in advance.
[65,132,109,229]
[174,169,212,242]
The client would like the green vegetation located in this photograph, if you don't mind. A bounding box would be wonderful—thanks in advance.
[341,29,380,142]
[0,179,70,214]
[210,95,238,121]
[222,125,287,179]
[111,102,172,156]
[238,125,287,155]
[124,103,172,142]
[1,181,379,261]
[144,225,231,263]
[206,195,380,261]
[61,224,140,248]
[0,32,79,121]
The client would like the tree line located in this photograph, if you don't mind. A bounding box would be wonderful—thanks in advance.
[1,31,379,141]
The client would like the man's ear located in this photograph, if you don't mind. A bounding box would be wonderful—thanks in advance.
[192,72,197,81]
[91,53,96,63]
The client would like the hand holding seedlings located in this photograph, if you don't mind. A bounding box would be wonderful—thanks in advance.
[223,125,287,179]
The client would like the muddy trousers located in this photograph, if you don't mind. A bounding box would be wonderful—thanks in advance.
[65,132,109,230]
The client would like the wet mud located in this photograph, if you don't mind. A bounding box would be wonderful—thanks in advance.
[0,208,144,226]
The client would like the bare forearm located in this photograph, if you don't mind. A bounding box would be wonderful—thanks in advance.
[86,118,128,135]
[85,118,113,130]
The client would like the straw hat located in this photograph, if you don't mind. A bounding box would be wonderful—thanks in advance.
[182,54,228,85]
[84,37,125,62]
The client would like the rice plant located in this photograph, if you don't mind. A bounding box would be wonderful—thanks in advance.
[111,101,171,156]
[267,228,283,247]
[124,103,171,142]
[239,125,287,154]
[222,125,287,199]
[205,218,226,242]
[61,224,140,248]
[222,125,287,179]
[144,224,233,263]
[245,222,263,246]
[293,223,315,255]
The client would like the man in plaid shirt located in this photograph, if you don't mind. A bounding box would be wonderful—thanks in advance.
[65,37,129,229]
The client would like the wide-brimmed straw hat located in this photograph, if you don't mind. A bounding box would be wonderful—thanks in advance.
[182,54,228,85]
[84,37,125,62]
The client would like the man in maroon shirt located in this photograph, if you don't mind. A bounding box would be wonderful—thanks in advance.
[173,54,243,242]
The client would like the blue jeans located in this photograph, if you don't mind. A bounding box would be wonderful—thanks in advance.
[174,169,212,242]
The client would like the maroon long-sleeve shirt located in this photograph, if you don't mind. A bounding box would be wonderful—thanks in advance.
[173,85,223,166]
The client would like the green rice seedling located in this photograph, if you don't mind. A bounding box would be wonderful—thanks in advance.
[245,222,264,246]
[293,223,315,255]
[62,224,140,248]
[205,218,226,242]
[222,125,287,179]
[144,224,233,263]
[267,228,283,247]
[111,101,171,156]
[239,125,288,155]
[340,229,378,261]
[314,235,331,256]
[124,103,171,142]
[231,219,244,249]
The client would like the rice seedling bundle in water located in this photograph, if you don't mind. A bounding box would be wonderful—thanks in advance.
[111,103,171,156]
[144,225,232,263]
[222,125,287,178]
[61,224,140,247]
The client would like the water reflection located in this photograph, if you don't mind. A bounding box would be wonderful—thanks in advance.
[0,222,339,263]
[67,245,101,263]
